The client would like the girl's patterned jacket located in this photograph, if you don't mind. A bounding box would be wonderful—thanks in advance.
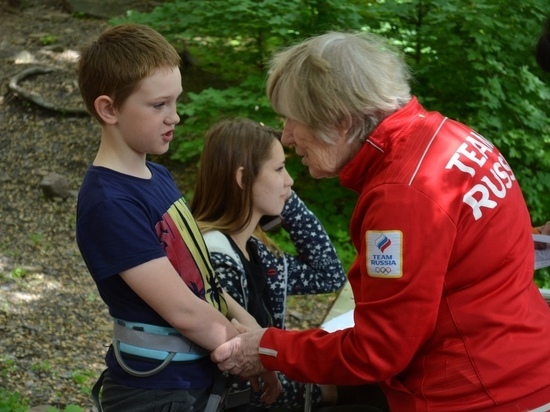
[203,191,346,410]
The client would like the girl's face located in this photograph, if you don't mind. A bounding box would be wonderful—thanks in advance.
[252,140,294,218]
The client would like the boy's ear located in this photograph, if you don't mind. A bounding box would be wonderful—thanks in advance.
[94,95,117,124]
[235,166,245,190]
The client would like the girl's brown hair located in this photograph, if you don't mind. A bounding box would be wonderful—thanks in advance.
[191,118,282,252]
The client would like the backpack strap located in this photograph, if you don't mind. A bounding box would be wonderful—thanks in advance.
[203,230,248,309]
[203,231,243,270]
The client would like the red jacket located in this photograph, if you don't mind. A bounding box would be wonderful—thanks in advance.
[259,97,550,411]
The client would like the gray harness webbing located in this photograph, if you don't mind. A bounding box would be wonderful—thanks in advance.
[89,319,249,411]
[91,319,250,412]
[112,319,207,378]
[113,321,202,354]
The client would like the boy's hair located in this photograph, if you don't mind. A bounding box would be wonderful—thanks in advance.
[267,31,411,144]
[78,23,181,122]
[191,118,282,252]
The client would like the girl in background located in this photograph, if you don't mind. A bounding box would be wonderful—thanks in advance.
[191,118,352,411]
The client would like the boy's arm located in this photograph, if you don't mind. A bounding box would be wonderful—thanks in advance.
[121,256,282,403]
[120,256,239,350]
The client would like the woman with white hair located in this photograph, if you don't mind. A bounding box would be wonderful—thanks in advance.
[212,31,550,412]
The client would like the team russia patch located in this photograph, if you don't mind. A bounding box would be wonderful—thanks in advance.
[366,230,402,278]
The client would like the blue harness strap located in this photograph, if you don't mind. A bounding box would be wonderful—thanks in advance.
[91,319,249,411]
[111,318,208,378]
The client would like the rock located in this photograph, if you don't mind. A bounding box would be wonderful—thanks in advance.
[39,172,70,199]
[29,406,50,412]
[11,50,35,64]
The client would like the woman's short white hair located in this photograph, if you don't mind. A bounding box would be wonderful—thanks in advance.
[267,31,411,144]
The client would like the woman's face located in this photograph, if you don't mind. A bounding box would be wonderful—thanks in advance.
[252,140,294,217]
[280,118,354,179]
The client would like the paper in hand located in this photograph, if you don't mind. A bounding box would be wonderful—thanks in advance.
[534,234,550,270]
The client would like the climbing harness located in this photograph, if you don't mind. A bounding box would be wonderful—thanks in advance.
[90,318,245,412]
[112,318,207,376]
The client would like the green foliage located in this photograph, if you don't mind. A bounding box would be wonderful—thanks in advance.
[370,0,550,285]
[0,387,28,412]
[9,267,27,280]
[39,34,58,46]
[113,0,366,70]
[29,232,43,247]
[118,0,550,281]
[30,360,51,373]
[0,358,87,411]
[536,268,550,288]
[71,369,95,386]
[115,0,368,268]
[0,390,84,412]
[370,0,550,225]
[113,0,367,163]
[0,358,17,378]
[45,405,83,412]
[172,74,278,162]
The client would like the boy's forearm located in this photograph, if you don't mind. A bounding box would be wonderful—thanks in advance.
[172,297,241,351]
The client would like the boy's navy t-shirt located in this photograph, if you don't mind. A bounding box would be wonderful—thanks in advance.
[76,161,227,389]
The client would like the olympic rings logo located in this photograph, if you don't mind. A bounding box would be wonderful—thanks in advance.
[375,267,392,274]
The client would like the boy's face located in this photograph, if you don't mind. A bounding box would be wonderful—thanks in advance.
[115,67,182,156]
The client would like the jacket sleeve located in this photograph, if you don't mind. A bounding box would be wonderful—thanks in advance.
[259,185,456,384]
[281,192,347,295]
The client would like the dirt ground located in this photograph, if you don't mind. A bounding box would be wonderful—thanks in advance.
[0,1,334,409]
[0,1,111,409]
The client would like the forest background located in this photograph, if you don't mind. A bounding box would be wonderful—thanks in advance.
[117,0,550,286]
[1,0,549,411]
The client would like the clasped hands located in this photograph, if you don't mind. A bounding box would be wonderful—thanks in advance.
[213,319,280,404]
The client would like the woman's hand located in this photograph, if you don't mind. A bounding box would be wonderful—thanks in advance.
[535,221,550,250]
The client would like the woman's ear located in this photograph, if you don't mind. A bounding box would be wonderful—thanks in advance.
[94,95,117,124]
[235,166,245,190]
[337,116,352,139]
